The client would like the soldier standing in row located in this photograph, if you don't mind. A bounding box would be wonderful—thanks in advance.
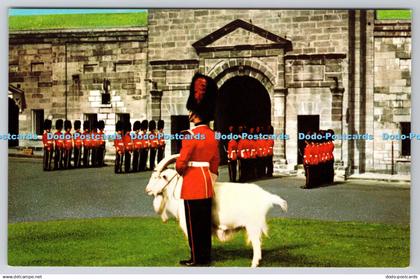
[73,120,83,168]
[82,121,91,168]
[123,122,133,173]
[256,126,265,178]
[157,120,165,163]
[139,120,149,171]
[90,122,98,167]
[42,119,54,171]
[237,125,248,182]
[63,120,73,169]
[114,121,125,173]
[148,120,158,170]
[227,126,238,182]
[97,120,106,167]
[132,121,142,172]
[53,119,64,170]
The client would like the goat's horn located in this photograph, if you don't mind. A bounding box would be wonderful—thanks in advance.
[155,154,180,173]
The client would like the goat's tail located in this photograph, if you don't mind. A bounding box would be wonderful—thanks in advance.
[271,194,288,212]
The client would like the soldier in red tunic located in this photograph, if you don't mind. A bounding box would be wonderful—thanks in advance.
[302,137,312,189]
[53,119,64,170]
[139,120,149,171]
[73,120,82,168]
[82,121,91,168]
[227,126,238,182]
[90,121,99,167]
[123,122,133,173]
[96,120,106,167]
[237,125,248,182]
[176,73,219,266]
[157,120,166,163]
[114,121,125,174]
[42,119,54,171]
[132,121,142,172]
[63,120,73,169]
[148,120,159,170]
[327,129,335,184]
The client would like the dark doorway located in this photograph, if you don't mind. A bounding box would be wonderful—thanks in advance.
[216,76,271,164]
[297,115,319,164]
[171,115,189,154]
[215,76,271,132]
[8,98,19,147]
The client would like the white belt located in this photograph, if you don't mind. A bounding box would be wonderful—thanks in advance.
[188,161,210,167]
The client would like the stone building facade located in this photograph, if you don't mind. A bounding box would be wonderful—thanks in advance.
[8,9,411,175]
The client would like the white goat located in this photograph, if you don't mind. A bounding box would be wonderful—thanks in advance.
[145,154,288,267]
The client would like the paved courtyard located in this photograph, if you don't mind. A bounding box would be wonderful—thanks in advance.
[8,157,410,224]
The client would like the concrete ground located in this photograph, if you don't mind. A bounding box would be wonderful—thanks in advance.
[8,157,410,225]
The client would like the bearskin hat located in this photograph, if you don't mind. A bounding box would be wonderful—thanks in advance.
[64,120,72,131]
[141,120,149,131]
[74,120,81,130]
[149,120,156,131]
[44,119,52,130]
[158,119,164,130]
[55,119,63,130]
[98,120,105,130]
[83,120,90,131]
[187,73,218,122]
[125,121,132,133]
[116,121,124,132]
[133,121,141,131]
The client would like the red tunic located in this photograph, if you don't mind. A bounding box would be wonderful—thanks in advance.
[114,133,125,154]
[149,131,159,149]
[82,131,91,149]
[54,131,64,150]
[74,130,83,149]
[266,139,274,156]
[227,139,238,161]
[98,130,105,148]
[123,132,133,152]
[42,132,54,151]
[249,140,257,159]
[311,144,319,165]
[158,132,165,148]
[91,131,100,149]
[237,138,249,159]
[133,132,142,150]
[176,124,220,200]
[64,131,73,150]
[140,131,149,149]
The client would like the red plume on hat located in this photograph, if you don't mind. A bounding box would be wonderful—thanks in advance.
[187,73,218,122]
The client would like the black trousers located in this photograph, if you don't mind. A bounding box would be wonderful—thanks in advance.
[91,147,98,167]
[304,165,313,189]
[149,148,157,170]
[184,199,212,264]
[239,159,246,182]
[73,147,82,168]
[83,147,91,167]
[228,160,237,182]
[132,150,140,172]
[124,151,131,173]
[115,152,124,173]
[157,147,165,163]
[63,148,72,169]
[43,149,53,171]
[97,145,105,167]
[54,148,64,170]
[267,156,273,177]
[139,149,148,171]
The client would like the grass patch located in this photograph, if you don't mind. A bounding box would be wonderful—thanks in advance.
[9,12,147,31]
[8,217,409,267]
[376,10,411,20]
